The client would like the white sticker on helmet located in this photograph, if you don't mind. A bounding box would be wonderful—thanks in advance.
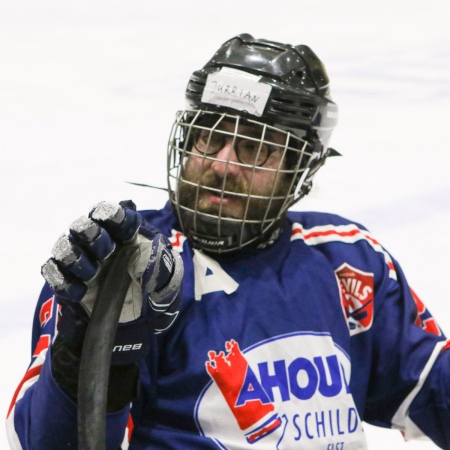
[201,67,272,117]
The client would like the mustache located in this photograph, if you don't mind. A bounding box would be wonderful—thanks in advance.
[184,168,249,195]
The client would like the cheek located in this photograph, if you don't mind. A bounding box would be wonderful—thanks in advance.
[190,153,214,169]
[241,167,278,191]
[183,155,210,177]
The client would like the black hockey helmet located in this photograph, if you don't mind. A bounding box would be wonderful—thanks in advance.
[185,33,337,154]
[167,34,339,253]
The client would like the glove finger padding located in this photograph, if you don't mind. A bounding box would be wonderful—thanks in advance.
[42,201,141,304]
[89,200,141,243]
[52,234,99,282]
[41,200,184,364]
[69,216,116,262]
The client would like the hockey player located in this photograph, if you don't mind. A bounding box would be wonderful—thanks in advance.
[6,34,450,449]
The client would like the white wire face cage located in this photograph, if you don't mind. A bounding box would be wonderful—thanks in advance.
[167,110,317,253]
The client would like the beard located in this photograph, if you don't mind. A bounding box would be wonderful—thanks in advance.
[177,158,291,223]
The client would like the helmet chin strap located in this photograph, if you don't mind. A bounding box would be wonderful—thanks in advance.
[178,208,284,254]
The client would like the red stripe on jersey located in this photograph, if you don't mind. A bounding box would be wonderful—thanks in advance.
[127,414,134,442]
[291,222,396,279]
[441,340,450,352]
[39,297,54,327]
[7,365,42,419]
[293,224,378,243]
[303,228,361,240]
[33,335,51,358]
[422,318,441,336]
[7,334,53,420]
[411,289,426,314]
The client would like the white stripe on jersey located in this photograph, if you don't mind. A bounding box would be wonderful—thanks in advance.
[392,339,450,438]
[291,222,397,280]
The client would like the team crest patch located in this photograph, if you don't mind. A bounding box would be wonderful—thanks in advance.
[335,263,374,336]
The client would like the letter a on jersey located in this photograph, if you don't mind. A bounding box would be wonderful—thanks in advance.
[193,250,239,300]
[335,263,374,336]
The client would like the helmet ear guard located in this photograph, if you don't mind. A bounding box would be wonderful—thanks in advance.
[295,145,342,199]
[168,34,339,253]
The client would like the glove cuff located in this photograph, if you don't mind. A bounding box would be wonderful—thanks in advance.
[111,319,153,365]
[51,335,140,412]
[57,303,153,365]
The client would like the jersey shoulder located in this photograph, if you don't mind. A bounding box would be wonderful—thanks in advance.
[286,210,396,280]
[287,210,368,231]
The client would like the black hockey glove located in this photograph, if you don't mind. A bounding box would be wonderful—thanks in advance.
[41,200,183,365]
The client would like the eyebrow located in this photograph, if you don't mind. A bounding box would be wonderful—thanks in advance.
[244,129,286,145]
[197,120,285,144]
[235,126,276,139]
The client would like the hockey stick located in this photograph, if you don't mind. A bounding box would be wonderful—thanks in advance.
[77,244,136,450]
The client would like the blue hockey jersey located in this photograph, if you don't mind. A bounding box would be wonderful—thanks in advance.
[6,203,450,449]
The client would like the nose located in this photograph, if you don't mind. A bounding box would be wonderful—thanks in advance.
[210,140,241,177]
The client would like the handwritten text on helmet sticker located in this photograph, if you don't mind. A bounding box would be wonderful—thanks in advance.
[201,67,272,117]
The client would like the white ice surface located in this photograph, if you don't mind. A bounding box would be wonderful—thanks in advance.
[1,0,449,448]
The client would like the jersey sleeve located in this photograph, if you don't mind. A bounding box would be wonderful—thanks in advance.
[374,259,450,447]
[354,245,450,447]
[408,342,450,448]
[6,284,130,449]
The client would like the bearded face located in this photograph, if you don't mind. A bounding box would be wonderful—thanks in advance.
[178,158,291,222]
[167,111,312,252]
[177,119,294,224]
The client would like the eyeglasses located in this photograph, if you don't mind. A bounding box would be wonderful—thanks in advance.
[192,127,283,167]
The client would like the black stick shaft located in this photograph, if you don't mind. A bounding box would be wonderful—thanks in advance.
[78,245,136,450]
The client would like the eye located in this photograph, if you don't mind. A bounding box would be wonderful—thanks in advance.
[197,130,210,144]
[237,139,270,165]
[208,131,224,149]
[194,130,224,153]
[240,139,260,152]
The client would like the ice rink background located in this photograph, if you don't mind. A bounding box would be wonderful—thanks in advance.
[1,0,449,448]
